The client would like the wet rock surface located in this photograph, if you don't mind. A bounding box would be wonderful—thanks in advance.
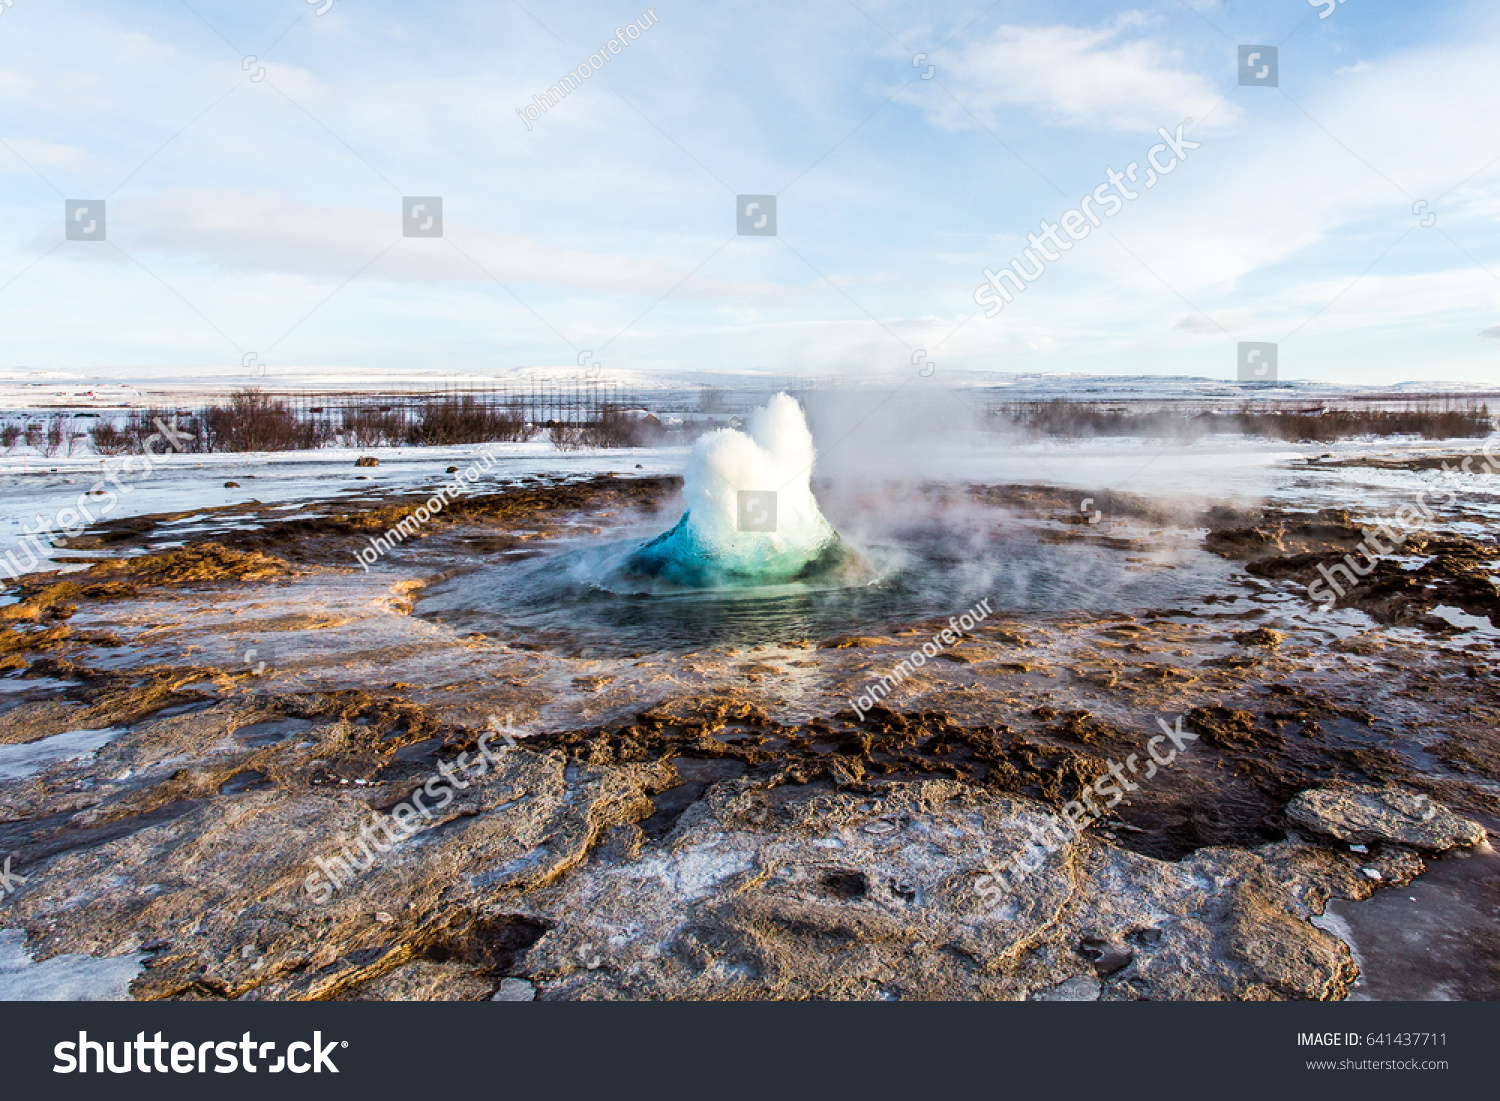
[1209,507,1500,627]
[1286,785,1487,852]
[521,780,1361,1001]
[0,471,1497,1000]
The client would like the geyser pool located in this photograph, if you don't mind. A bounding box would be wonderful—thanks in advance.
[623,393,845,586]
[415,394,1241,654]
[416,517,1238,657]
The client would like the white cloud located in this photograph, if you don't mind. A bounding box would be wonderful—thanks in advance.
[1176,311,1253,333]
[1092,16,1500,304]
[0,138,92,174]
[926,22,1236,134]
[72,190,793,310]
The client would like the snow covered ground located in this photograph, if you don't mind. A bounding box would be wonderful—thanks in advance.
[2,367,1497,412]
[0,930,145,1001]
[0,441,687,578]
[4,426,1498,582]
[3,366,1498,581]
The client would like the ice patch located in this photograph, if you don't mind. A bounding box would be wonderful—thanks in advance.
[0,727,123,782]
[0,930,145,1000]
[1428,604,1500,637]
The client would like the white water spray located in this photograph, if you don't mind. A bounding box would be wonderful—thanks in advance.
[627,393,839,584]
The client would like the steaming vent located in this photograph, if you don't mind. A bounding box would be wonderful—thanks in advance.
[626,393,849,586]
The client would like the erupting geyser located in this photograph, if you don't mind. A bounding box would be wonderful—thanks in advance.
[626,393,843,586]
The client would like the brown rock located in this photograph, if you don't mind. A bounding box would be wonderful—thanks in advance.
[1286,785,1487,852]
[1234,628,1283,648]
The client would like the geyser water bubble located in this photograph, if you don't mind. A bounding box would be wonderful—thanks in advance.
[626,393,841,586]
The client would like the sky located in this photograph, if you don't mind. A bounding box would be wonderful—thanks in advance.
[1,0,1499,386]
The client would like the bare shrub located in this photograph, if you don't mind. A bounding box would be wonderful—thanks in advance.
[123,408,205,453]
[548,421,586,451]
[203,390,318,452]
[407,395,527,446]
[88,420,131,455]
[580,406,660,448]
[342,406,409,448]
[42,414,71,458]
[998,400,1493,442]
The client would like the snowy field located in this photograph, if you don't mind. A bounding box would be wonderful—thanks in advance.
[4,428,1499,580]
[4,368,1499,581]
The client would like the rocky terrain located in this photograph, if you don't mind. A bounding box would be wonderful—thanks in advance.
[0,471,1495,1000]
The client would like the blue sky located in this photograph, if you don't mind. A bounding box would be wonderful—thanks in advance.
[1,0,1498,384]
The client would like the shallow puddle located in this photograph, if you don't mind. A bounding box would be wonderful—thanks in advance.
[1323,841,1500,1000]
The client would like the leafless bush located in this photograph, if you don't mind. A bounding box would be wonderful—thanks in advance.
[89,420,131,455]
[42,414,71,457]
[407,395,527,446]
[123,408,206,453]
[342,407,409,448]
[548,421,587,451]
[1239,405,1492,441]
[579,406,661,447]
[998,400,1493,441]
[0,422,20,450]
[203,390,320,452]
